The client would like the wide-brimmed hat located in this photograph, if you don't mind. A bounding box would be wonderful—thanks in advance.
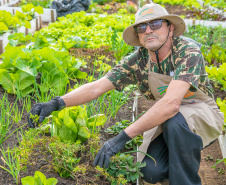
[123,3,186,46]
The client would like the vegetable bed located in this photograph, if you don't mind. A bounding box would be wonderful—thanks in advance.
[0,1,226,185]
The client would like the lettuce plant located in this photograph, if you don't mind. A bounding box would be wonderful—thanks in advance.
[21,171,57,185]
[50,106,106,143]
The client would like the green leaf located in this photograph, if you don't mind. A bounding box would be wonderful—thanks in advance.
[34,6,44,14]
[0,22,8,31]
[21,85,34,97]
[0,69,15,94]
[21,3,34,13]
[10,70,34,90]
[75,115,86,128]
[45,178,58,185]
[34,34,49,49]
[14,57,42,76]
[77,126,90,142]
[21,176,35,185]
[34,171,46,183]
[24,21,31,29]
[87,114,106,127]
[34,174,42,185]
[11,16,21,27]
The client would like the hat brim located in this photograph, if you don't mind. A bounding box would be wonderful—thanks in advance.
[123,15,186,47]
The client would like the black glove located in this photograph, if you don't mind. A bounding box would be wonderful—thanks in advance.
[93,130,131,168]
[27,97,65,128]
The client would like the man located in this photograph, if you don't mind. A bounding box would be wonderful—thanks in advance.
[28,3,224,185]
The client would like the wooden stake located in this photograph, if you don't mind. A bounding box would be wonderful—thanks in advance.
[0,40,3,54]
[51,10,54,22]
[39,16,42,29]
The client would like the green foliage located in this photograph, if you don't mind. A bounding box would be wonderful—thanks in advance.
[21,3,44,19]
[189,6,226,21]
[21,171,58,185]
[92,0,111,5]
[212,158,226,169]
[0,94,26,144]
[8,33,33,47]
[17,128,101,179]
[216,98,226,124]
[204,45,226,65]
[203,0,226,10]
[51,106,106,143]
[153,0,201,9]
[0,40,86,97]
[206,63,226,90]
[0,147,20,185]
[107,153,146,184]
[38,11,135,50]
[0,4,43,35]
[105,120,143,150]
[110,28,133,61]
[0,10,29,35]
[184,25,226,66]
[20,0,53,8]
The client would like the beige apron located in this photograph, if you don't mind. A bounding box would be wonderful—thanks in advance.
[137,52,224,162]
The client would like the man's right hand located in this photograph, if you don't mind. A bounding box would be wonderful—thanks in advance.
[27,97,62,128]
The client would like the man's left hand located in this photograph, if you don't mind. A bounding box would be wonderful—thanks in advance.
[93,130,131,168]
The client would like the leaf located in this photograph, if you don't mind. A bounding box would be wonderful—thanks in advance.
[0,69,15,94]
[87,114,106,127]
[21,176,35,185]
[14,57,42,76]
[77,126,90,142]
[0,22,8,31]
[24,21,31,29]
[45,178,58,185]
[34,6,44,14]
[34,174,42,185]
[21,3,34,13]
[15,11,26,19]
[75,115,86,128]
[11,16,21,27]
[10,70,34,90]
[34,171,46,183]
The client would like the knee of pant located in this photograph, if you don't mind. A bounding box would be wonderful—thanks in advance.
[163,112,185,133]
[140,164,167,184]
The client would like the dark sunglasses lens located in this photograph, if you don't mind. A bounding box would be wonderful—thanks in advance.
[136,24,147,33]
[150,19,162,30]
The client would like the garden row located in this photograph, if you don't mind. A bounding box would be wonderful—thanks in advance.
[0,1,226,185]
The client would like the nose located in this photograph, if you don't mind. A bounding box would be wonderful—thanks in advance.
[145,24,153,34]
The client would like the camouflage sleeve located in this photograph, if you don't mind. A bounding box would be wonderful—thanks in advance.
[105,50,139,91]
[173,48,203,91]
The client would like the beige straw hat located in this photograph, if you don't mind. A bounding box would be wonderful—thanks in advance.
[123,3,186,46]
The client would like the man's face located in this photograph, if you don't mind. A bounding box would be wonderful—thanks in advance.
[137,20,174,51]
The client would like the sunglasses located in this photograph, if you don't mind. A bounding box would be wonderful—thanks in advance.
[134,19,169,34]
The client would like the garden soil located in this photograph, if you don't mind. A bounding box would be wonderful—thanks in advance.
[0,83,226,184]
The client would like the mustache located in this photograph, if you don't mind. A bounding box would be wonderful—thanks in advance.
[144,34,159,41]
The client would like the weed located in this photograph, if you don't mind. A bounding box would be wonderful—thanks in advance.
[0,147,21,185]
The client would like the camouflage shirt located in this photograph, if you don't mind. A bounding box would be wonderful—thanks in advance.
[106,36,214,100]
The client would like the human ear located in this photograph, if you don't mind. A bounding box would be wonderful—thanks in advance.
[169,24,175,37]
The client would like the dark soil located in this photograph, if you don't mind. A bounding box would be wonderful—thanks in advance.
[0,45,135,185]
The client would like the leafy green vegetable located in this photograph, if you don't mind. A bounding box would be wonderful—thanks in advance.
[52,106,106,143]
[21,171,58,185]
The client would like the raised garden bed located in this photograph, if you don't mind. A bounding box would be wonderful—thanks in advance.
[0,6,57,23]
[0,16,41,54]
